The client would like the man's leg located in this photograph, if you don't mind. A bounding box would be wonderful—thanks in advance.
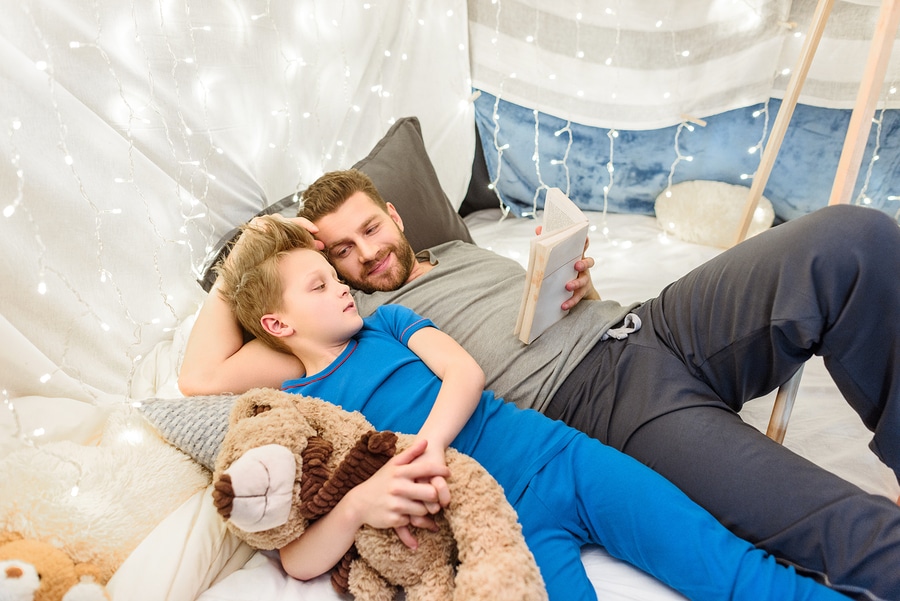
[642,204,900,477]
[545,204,900,599]
[622,399,900,601]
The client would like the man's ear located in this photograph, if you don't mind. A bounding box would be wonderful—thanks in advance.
[261,314,295,338]
[385,202,404,232]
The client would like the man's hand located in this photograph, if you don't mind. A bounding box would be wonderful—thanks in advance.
[535,224,601,311]
[238,214,325,252]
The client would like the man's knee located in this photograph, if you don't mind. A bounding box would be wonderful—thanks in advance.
[816,204,898,251]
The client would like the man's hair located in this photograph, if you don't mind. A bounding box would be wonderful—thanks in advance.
[299,169,387,222]
[215,215,318,353]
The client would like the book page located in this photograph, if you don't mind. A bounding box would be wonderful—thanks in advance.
[542,188,585,234]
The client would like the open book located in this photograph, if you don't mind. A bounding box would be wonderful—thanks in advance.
[514,188,590,344]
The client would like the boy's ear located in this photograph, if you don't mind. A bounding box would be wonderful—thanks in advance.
[261,314,294,338]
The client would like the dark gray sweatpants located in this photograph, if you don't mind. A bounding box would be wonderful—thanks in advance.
[545,204,900,601]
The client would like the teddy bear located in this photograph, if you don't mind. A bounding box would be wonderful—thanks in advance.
[0,532,109,601]
[210,387,547,601]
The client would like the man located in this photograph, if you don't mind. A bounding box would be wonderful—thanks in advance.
[181,169,900,600]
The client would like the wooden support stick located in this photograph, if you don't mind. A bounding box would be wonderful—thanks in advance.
[766,366,804,444]
[829,0,900,206]
[733,0,835,246]
[762,2,900,443]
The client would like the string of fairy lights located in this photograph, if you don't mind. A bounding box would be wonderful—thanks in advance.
[2,1,899,501]
[3,0,467,497]
[477,0,900,228]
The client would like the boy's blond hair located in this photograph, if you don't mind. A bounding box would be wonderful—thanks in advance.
[215,215,318,353]
[299,169,387,222]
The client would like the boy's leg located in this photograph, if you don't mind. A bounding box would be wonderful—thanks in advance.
[620,398,900,601]
[514,486,599,601]
[528,436,846,601]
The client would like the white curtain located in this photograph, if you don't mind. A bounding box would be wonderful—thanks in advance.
[468,0,900,130]
[0,0,474,451]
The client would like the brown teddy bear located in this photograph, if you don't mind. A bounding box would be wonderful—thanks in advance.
[210,387,547,601]
[0,532,109,601]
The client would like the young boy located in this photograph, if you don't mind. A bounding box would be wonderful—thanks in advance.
[213,214,848,601]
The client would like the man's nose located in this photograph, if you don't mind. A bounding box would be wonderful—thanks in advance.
[357,238,378,261]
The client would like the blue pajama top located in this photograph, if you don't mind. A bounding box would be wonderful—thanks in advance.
[281,304,577,504]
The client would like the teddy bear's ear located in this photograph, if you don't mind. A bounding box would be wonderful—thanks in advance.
[232,388,294,422]
[74,561,105,583]
[62,574,110,601]
[0,531,24,546]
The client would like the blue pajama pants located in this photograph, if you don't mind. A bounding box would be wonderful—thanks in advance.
[514,433,847,600]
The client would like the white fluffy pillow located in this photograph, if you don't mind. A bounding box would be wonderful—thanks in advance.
[655,180,774,248]
[0,406,209,582]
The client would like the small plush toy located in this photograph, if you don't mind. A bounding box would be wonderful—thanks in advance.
[0,532,109,601]
[211,387,547,601]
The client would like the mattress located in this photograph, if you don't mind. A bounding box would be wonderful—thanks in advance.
[107,208,900,601]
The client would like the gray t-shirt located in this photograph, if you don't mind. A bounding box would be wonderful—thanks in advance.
[352,241,638,412]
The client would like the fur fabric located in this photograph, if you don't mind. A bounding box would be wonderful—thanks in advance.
[0,406,210,582]
[212,387,547,601]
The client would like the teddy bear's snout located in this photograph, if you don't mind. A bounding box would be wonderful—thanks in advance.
[5,564,24,578]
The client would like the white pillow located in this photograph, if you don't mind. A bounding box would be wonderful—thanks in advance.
[655,180,774,248]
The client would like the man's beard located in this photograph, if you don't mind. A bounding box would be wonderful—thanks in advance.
[343,235,417,294]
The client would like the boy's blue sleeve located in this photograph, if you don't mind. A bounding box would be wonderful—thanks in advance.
[373,304,437,345]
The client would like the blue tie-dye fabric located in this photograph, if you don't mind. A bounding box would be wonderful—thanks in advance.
[473,90,900,223]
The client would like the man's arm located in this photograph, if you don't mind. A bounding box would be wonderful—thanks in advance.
[562,253,601,310]
[178,214,323,396]
[178,280,303,396]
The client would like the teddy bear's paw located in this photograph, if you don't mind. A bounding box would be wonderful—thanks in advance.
[365,431,397,455]
[212,473,235,518]
[0,559,40,599]
[222,444,297,533]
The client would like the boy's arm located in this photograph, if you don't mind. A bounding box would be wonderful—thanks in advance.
[406,325,486,508]
[279,439,448,580]
[178,280,303,396]
[408,325,485,451]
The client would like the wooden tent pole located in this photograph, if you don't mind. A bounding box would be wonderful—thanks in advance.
[732,0,835,442]
[758,0,900,443]
[733,0,835,246]
[734,1,835,244]
[829,0,900,206]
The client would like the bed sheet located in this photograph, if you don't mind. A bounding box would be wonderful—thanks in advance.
[123,209,899,601]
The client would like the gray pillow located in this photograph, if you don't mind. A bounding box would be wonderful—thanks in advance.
[351,116,474,253]
[137,395,238,471]
[197,116,473,292]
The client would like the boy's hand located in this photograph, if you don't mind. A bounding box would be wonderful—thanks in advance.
[351,439,449,549]
[410,443,451,514]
